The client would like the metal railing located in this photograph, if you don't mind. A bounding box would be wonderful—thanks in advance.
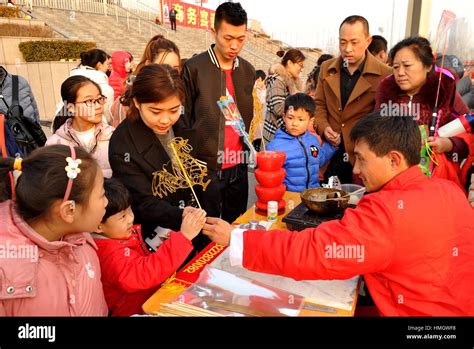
[242,46,275,66]
[14,0,168,37]
[246,31,282,57]
[246,31,319,75]
[16,6,70,38]
[15,0,106,14]
[134,0,159,20]
[11,0,288,70]
[109,1,168,38]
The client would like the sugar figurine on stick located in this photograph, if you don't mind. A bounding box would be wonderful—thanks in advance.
[217,95,257,166]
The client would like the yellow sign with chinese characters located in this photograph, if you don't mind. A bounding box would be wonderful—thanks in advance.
[200,10,209,29]
[187,7,197,26]
[170,1,215,29]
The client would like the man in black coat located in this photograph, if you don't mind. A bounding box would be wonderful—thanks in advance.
[182,2,255,225]
[169,7,177,31]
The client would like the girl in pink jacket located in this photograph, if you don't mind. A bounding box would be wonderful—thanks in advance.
[0,145,108,316]
[48,76,115,178]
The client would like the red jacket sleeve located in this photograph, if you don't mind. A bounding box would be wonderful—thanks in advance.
[453,91,469,116]
[101,232,193,293]
[242,195,395,281]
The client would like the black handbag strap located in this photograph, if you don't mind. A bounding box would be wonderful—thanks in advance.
[11,75,21,119]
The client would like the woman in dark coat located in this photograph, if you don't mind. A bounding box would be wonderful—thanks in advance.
[109,64,210,250]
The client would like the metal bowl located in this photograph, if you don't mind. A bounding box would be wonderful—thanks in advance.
[300,188,349,214]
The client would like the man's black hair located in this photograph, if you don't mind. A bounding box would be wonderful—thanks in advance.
[339,15,370,37]
[284,93,316,117]
[369,35,388,55]
[102,178,132,222]
[214,2,247,31]
[350,110,421,166]
[317,54,334,66]
[255,69,266,81]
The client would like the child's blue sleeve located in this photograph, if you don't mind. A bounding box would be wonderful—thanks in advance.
[318,141,338,167]
[266,139,279,151]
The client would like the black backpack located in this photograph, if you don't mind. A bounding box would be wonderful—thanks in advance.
[0,75,46,156]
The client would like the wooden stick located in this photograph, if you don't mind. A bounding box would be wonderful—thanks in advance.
[171,302,222,316]
[175,302,221,316]
[169,143,202,209]
[260,123,266,152]
[155,302,224,317]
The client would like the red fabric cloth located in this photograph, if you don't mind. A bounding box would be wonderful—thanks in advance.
[432,132,472,193]
[222,69,243,169]
[431,152,465,191]
[94,225,193,316]
[241,166,474,316]
[109,51,131,100]
[457,132,474,187]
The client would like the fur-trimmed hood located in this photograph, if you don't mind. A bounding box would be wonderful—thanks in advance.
[267,63,305,95]
[375,71,467,127]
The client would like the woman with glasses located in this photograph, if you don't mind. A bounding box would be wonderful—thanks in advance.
[47,76,115,178]
[263,48,306,143]
[70,49,115,125]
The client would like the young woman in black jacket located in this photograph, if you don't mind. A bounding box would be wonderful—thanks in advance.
[109,64,210,251]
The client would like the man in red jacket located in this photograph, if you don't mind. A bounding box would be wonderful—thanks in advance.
[203,111,474,316]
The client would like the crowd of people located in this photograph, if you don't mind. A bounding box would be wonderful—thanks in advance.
[0,2,473,317]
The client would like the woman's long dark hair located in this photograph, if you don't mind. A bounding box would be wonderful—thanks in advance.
[133,35,181,75]
[277,48,305,67]
[79,48,108,69]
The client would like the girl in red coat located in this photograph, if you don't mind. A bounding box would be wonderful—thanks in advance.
[93,178,206,316]
[108,51,134,100]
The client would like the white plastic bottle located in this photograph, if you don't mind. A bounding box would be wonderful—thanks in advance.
[267,201,278,223]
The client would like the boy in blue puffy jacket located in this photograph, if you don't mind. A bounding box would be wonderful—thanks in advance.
[267,93,339,192]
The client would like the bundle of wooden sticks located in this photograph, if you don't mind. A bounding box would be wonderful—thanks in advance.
[152,302,224,317]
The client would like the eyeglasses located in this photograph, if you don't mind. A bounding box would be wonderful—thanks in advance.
[75,96,107,107]
[296,62,305,69]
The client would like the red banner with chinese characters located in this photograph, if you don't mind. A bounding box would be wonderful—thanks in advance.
[169,1,215,30]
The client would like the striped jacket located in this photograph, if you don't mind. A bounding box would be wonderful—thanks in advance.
[263,63,304,143]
